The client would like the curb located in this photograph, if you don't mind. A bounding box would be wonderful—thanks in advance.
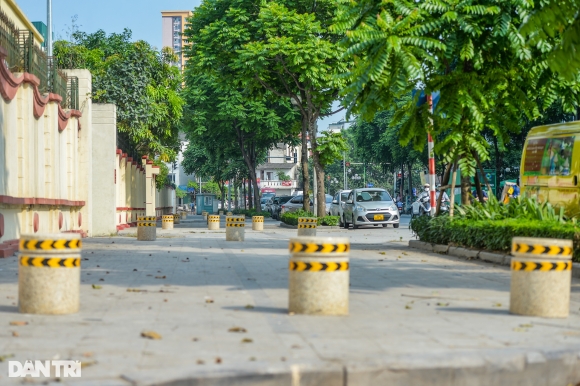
[408,240,580,279]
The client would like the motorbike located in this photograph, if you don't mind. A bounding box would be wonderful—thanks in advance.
[396,200,404,212]
[411,192,431,217]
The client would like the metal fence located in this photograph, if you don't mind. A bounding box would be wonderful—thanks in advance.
[0,7,79,108]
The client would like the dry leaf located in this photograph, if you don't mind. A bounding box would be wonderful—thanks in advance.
[196,359,204,365]
[127,288,146,293]
[11,331,19,337]
[0,354,14,362]
[379,252,386,255]
[92,285,102,289]
[215,357,222,364]
[141,331,162,340]
[228,327,247,333]
[9,321,28,326]
[82,352,93,358]
[493,303,502,307]
[81,360,96,368]
[436,302,450,307]
[245,304,254,309]
[405,305,412,310]
[205,297,214,303]
[241,338,253,343]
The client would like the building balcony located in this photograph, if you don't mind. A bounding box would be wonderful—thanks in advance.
[259,180,297,189]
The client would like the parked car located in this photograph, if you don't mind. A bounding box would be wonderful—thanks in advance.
[260,197,269,211]
[330,190,352,226]
[280,195,313,215]
[343,188,400,229]
[268,196,292,220]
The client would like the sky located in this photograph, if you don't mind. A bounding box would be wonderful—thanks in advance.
[15,0,343,130]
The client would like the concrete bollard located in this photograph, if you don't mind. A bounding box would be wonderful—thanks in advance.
[202,211,208,221]
[181,211,187,220]
[162,215,174,230]
[510,237,573,318]
[288,237,350,315]
[173,214,181,225]
[137,216,157,241]
[18,233,82,314]
[226,216,245,241]
[252,216,264,231]
[297,217,317,236]
[219,210,224,216]
[208,215,220,230]
[226,211,233,216]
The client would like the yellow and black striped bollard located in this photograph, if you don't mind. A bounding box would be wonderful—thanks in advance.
[252,216,264,231]
[137,216,156,241]
[208,215,220,230]
[173,213,181,225]
[297,217,317,236]
[162,215,174,230]
[226,216,245,241]
[18,233,82,314]
[288,237,350,315]
[510,237,573,318]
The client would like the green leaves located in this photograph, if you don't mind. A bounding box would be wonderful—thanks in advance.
[316,131,349,167]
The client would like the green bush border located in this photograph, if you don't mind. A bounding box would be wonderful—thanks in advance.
[410,216,580,262]
[280,210,339,227]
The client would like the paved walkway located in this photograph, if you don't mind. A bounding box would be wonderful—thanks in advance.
[0,215,579,385]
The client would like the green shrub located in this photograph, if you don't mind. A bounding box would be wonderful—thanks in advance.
[318,216,339,226]
[280,210,314,226]
[412,216,580,262]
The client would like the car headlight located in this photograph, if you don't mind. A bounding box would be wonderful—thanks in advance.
[356,205,366,212]
[390,204,398,211]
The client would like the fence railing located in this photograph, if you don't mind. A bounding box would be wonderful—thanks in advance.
[0,7,78,108]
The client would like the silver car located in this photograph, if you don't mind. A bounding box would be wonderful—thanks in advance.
[330,190,351,226]
[280,195,313,214]
[343,189,400,229]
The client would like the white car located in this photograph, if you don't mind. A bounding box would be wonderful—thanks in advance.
[330,190,351,226]
[343,188,400,229]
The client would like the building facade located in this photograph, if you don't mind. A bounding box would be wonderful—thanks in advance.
[256,144,301,197]
[161,10,192,71]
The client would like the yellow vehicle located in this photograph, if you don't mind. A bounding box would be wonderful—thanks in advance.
[520,121,579,208]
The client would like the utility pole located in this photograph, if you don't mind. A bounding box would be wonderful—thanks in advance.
[47,0,53,56]
[343,152,347,190]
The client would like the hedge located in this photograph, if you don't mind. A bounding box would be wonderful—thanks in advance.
[280,210,339,227]
[410,216,580,262]
[232,209,271,218]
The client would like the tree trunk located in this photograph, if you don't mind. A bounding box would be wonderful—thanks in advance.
[235,123,261,213]
[461,174,471,205]
[400,162,404,199]
[407,162,413,208]
[301,116,310,211]
[242,179,246,210]
[449,160,458,216]
[248,175,253,210]
[310,127,327,218]
[474,172,485,204]
[436,162,452,215]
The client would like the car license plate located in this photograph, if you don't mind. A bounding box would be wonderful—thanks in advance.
[374,215,384,221]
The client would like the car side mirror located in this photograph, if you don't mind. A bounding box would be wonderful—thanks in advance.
[346,200,353,204]
[332,200,338,204]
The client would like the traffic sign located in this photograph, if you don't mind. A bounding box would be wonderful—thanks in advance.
[367,183,374,188]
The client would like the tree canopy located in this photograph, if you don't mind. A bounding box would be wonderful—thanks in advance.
[54,29,184,162]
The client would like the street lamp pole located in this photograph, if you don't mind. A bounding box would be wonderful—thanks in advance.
[47,0,53,56]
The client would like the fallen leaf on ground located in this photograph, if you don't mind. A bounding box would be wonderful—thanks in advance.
[196,359,204,365]
[249,357,256,361]
[405,305,412,310]
[192,337,199,342]
[155,276,166,279]
[9,321,28,326]
[379,252,386,255]
[245,304,254,309]
[215,357,222,364]
[11,331,18,337]
[141,331,162,340]
[519,323,533,328]
[493,303,502,307]
[228,327,247,333]
[81,360,97,368]
[241,338,253,343]
[436,302,450,307]
[513,327,528,332]
[82,352,93,357]
[205,297,214,303]
[421,260,427,262]
[127,288,146,292]
[92,285,102,289]
[0,354,14,362]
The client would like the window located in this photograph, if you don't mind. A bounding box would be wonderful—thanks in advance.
[266,172,272,180]
[340,192,349,202]
[291,196,303,204]
[355,190,392,202]
[347,192,353,202]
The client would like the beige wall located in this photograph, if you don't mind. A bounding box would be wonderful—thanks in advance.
[2,0,44,45]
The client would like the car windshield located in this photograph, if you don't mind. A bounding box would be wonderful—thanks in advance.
[260,198,268,204]
[355,190,392,202]
[340,192,349,202]
[325,195,333,203]
[279,196,292,204]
